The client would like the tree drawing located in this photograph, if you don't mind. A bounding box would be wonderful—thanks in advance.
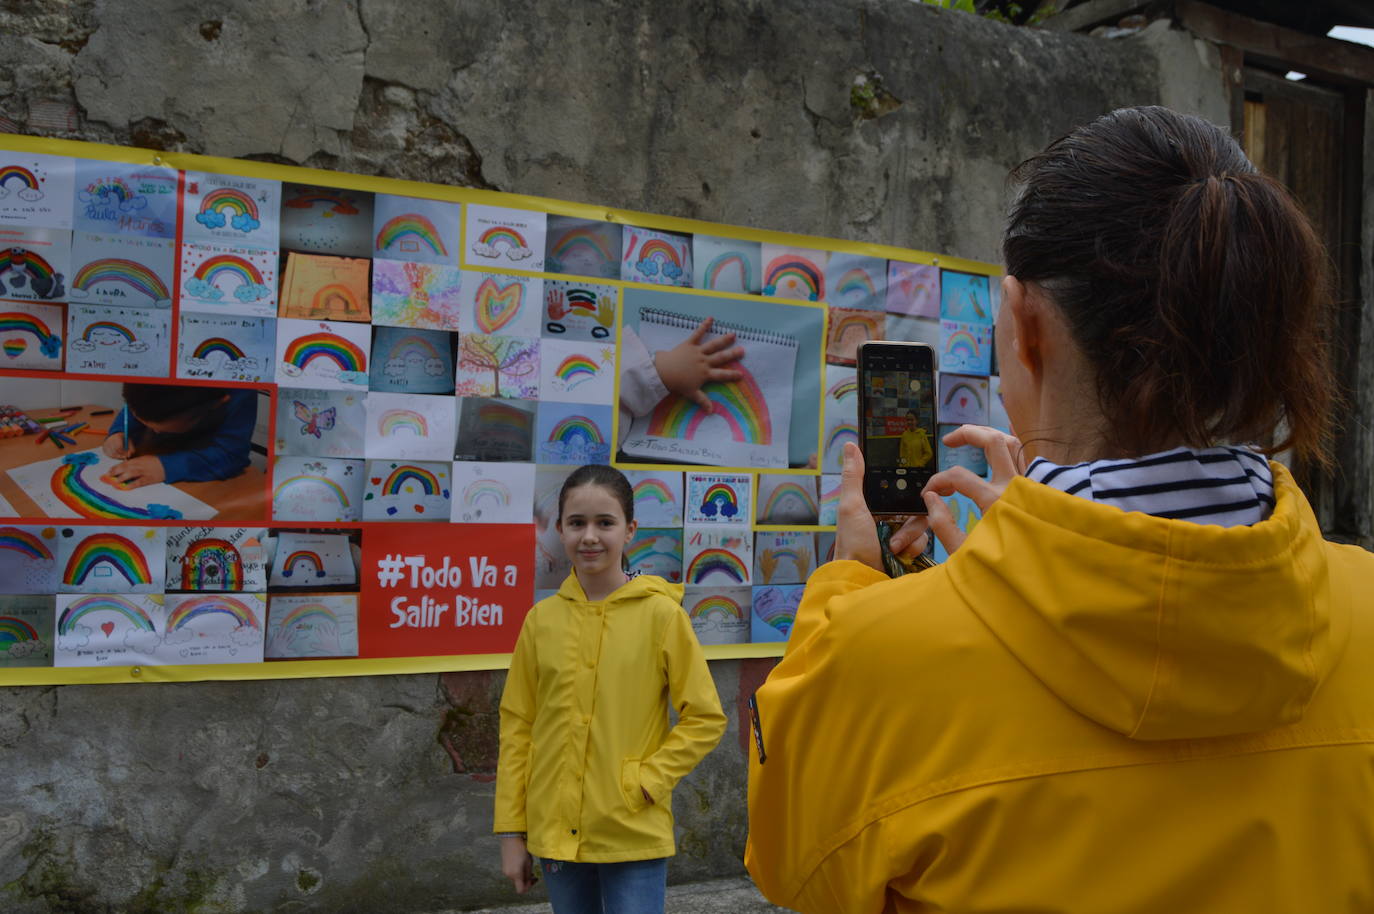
[458,334,538,397]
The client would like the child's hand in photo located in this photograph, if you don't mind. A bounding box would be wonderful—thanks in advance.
[107,456,166,488]
[653,317,745,412]
[102,433,130,459]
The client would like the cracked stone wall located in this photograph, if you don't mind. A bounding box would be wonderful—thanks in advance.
[0,1,1225,910]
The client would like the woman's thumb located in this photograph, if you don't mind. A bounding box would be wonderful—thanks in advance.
[923,491,965,555]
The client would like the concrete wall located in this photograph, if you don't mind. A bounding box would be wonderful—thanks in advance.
[0,1,1226,911]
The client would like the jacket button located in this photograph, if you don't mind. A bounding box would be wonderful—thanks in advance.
[571,828,577,835]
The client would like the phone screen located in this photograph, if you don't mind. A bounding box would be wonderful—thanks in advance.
[858,342,936,515]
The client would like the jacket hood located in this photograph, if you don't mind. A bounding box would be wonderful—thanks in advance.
[555,572,684,605]
[946,463,1349,740]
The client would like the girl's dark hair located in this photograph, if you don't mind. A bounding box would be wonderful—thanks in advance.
[1003,105,1336,465]
[122,383,230,424]
[557,464,634,523]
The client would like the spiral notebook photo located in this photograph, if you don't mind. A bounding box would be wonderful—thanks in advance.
[621,308,799,469]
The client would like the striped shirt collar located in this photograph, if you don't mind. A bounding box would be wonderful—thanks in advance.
[1024,446,1276,527]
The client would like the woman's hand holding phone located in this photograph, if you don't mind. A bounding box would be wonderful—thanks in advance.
[908,425,1025,556]
[835,442,929,572]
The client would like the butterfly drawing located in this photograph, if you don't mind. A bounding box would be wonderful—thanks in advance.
[294,401,336,439]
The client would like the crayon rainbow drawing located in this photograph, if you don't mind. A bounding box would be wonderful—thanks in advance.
[548,415,604,447]
[830,310,880,349]
[81,320,137,345]
[630,237,685,281]
[385,465,446,497]
[284,189,358,214]
[280,549,326,579]
[283,332,366,373]
[192,254,265,294]
[943,381,986,413]
[0,164,41,197]
[0,248,60,296]
[387,334,442,363]
[554,353,600,389]
[0,615,40,646]
[703,252,751,291]
[626,535,681,569]
[460,477,510,508]
[755,597,796,636]
[698,482,740,518]
[835,268,877,302]
[944,328,982,363]
[473,277,525,334]
[763,256,823,300]
[181,538,243,590]
[51,452,182,520]
[549,226,616,272]
[273,474,351,510]
[761,482,818,522]
[72,258,170,302]
[690,595,744,621]
[277,601,338,631]
[192,337,247,361]
[58,594,157,635]
[827,376,858,401]
[376,213,447,257]
[477,401,532,446]
[686,549,749,584]
[166,595,260,631]
[632,478,676,507]
[62,532,152,587]
[645,366,772,445]
[311,283,362,316]
[378,409,429,438]
[0,310,63,359]
[0,527,53,561]
[197,188,260,233]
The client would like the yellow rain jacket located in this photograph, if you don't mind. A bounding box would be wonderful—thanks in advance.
[747,464,1374,913]
[495,573,726,863]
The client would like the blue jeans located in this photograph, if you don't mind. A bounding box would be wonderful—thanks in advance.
[538,857,668,914]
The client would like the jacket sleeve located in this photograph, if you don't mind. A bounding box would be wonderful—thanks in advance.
[617,326,669,449]
[745,559,891,910]
[155,390,258,484]
[493,611,539,833]
[634,604,727,807]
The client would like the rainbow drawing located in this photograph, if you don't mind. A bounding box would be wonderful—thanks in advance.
[192,254,264,288]
[944,329,982,361]
[280,550,325,578]
[72,258,170,302]
[632,478,676,506]
[273,474,351,508]
[461,478,510,507]
[0,527,53,561]
[477,402,532,438]
[478,226,527,250]
[81,320,136,344]
[687,548,749,584]
[474,277,524,333]
[198,187,259,222]
[827,377,858,401]
[284,189,358,214]
[554,354,600,388]
[943,381,986,413]
[0,165,39,192]
[835,268,877,302]
[763,257,823,300]
[626,536,680,567]
[58,595,156,634]
[550,227,616,266]
[755,600,795,635]
[378,409,429,438]
[0,248,56,288]
[277,602,338,630]
[63,532,153,588]
[166,595,260,631]
[698,483,740,518]
[690,595,744,621]
[0,310,62,358]
[826,423,859,455]
[2,340,23,357]
[636,238,683,269]
[84,178,133,204]
[310,283,360,315]
[192,337,247,361]
[704,252,751,290]
[761,483,818,521]
[388,334,441,362]
[645,364,772,444]
[51,453,181,520]
[282,332,366,373]
[181,538,243,590]
[831,312,878,345]
[376,213,448,256]
[385,465,443,497]
[548,415,604,446]
[565,288,600,312]
[0,615,40,645]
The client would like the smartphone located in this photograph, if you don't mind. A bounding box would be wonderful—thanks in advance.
[856,341,937,517]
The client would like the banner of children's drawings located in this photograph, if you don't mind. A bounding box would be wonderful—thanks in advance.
[0,135,1001,685]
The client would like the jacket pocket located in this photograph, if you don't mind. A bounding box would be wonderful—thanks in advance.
[621,757,649,813]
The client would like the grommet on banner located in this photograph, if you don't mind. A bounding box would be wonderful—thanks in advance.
[152,155,162,165]
[131,667,142,677]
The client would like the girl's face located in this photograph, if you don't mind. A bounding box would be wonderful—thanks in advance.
[556,483,637,579]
